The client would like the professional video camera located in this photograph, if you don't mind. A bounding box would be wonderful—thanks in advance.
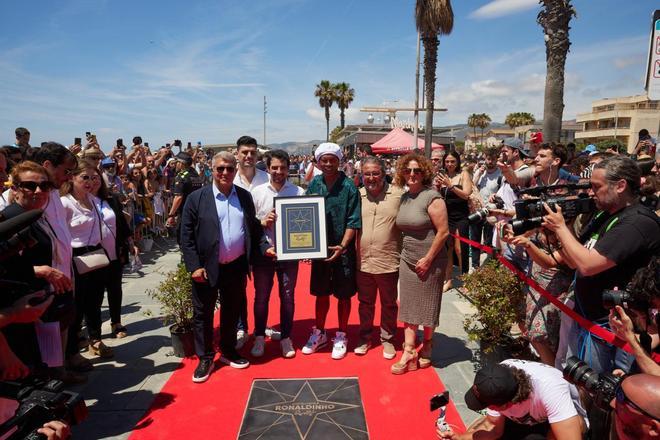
[468,196,505,224]
[0,377,87,439]
[509,183,595,235]
[0,210,43,263]
[563,356,622,411]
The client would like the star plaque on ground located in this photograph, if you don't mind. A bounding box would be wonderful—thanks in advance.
[274,195,328,261]
[238,378,369,439]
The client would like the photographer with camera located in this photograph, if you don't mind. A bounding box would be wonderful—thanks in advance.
[438,359,586,439]
[541,155,660,374]
[469,147,502,270]
[607,256,660,377]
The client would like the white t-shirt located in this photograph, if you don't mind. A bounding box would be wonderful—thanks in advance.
[251,180,304,245]
[233,168,269,192]
[486,359,587,426]
[61,193,103,248]
[305,163,322,179]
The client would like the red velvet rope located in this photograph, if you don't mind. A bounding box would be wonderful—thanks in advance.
[451,233,632,353]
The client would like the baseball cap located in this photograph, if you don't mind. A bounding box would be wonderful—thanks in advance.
[464,363,519,411]
[314,142,343,162]
[101,157,116,167]
[584,144,598,156]
[502,138,528,157]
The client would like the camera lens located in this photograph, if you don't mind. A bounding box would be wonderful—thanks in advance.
[564,357,599,393]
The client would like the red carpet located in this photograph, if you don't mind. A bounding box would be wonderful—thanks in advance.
[130,263,465,439]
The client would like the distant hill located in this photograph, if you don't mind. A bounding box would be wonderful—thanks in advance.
[268,140,325,155]
[268,122,512,149]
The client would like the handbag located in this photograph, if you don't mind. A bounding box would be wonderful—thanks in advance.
[73,247,110,274]
[72,200,110,274]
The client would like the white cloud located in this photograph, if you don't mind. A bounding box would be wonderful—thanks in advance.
[471,79,512,97]
[613,54,646,70]
[470,0,538,20]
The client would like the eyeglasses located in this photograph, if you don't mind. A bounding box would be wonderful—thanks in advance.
[403,168,423,175]
[17,181,53,192]
[362,172,382,178]
[431,158,442,162]
[79,174,100,181]
[215,166,236,173]
[616,385,660,422]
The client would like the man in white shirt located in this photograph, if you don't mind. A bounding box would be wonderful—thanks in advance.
[249,150,304,359]
[232,136,269,348]
[440,359,586,439]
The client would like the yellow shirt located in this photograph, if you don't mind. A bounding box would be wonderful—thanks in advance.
[357,183,403,274]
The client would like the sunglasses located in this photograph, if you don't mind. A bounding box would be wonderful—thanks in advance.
[215,166,236,173]
[403,168,423,175]
[79,174,100,181]
[616,385,660,421]
[17,181,53,192]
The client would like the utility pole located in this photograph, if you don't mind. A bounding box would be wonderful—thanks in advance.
[413,31,421,150]
[263,96,267,148]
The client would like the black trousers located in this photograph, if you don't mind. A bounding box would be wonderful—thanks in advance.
[105,259,124,324]
[191,257,248,360]
[66,259,109,357]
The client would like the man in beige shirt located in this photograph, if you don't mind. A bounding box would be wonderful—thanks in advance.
[354,156,403,359]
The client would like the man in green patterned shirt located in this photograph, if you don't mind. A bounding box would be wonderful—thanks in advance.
[302,143,361,360]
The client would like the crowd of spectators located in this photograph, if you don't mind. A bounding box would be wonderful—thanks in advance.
[1,125,659,439]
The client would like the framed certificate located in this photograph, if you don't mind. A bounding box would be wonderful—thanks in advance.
[274,195,328,261]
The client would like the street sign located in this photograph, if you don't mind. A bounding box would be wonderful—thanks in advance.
[646,10,660,100]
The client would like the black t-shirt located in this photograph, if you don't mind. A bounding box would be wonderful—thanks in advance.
[575,204,660,321]
[173,167,203,213]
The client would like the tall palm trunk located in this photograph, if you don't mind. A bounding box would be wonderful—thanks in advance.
[423,35,439,157]
[325,106,330,141]
[539,0,574,143]
[340,109,345,130]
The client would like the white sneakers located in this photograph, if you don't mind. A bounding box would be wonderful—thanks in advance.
[331,332,348,360]
[301,328,348,360]
[251,336,265,357]
[281,338,296,358]
[265,327,282,341]
[302,327,328,354]
[235,330,248,350]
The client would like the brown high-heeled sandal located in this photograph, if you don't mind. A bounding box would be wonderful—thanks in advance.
[418,339,433,369]
[391,343,418,375]
[89,340,114,359]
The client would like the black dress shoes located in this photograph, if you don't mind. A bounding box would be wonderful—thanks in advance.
[192,358,214,383]
[220,350,250,369]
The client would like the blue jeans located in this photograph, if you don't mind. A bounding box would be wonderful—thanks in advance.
[253,261,299,339]
[565,319,634,374]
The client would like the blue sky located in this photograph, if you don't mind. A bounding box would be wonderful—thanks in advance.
[0,0,657,148]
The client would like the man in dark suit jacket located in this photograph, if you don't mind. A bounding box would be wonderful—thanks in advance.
[180,151,273,383]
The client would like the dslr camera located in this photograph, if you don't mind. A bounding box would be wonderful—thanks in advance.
[563,356,622,411]
[602,289,649,313]
[509,183,595,235]
[468,196,505,224]
[0,378,87,439]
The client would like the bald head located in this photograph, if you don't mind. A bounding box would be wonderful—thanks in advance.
[623,374,660,418]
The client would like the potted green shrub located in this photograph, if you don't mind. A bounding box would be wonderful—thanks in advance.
[461,260,526,363]
[147,263,195,357]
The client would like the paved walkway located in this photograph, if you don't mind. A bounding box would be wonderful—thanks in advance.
[71,238,479,438]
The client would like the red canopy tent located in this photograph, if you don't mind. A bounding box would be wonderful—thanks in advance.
[370,127,445,154]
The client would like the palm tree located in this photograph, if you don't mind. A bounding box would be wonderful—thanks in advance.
[334,82,355,129]
[315,80,335,141]
[415,0,454,158]
[477,113,491,147]
[467,113,479,148]
[538,0,576,143]
[505,112,536,129]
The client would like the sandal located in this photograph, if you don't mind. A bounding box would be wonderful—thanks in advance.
[89,340,114,359]
[418,339,433,369]
[391,343,419,375]
[112,323,128,339]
